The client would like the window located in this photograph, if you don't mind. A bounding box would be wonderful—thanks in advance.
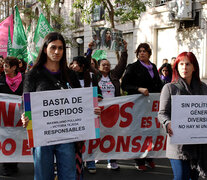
[153,0,172,6]
[179,11,200,29]
[92,5,104,22]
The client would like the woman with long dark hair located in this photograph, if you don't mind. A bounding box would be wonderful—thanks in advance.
[158,52,207,180]
[159,63,172,85]
[21,32,101,180]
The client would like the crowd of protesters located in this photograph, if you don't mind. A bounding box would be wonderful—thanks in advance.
[0,31,207,180]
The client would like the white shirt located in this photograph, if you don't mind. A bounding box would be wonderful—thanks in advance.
[98,75,115,99]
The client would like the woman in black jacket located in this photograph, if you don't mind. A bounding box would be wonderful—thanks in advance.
[121,43,163,171]
[21,32,101,180]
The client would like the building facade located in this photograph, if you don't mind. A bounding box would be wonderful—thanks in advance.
[1,0,207,80]
[67,0,207,80]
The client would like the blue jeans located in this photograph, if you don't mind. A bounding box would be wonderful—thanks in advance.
[33,143,76,180]
[170,159,198,180]
[86,161,96,169]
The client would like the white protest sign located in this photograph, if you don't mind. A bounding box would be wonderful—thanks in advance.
[171,95,207,144]
[24,87,99,147]
[83,93,167,161]
[0,93,32,162]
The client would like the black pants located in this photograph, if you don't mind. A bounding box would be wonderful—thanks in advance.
[135,158,153,166]
[2,163,18,174]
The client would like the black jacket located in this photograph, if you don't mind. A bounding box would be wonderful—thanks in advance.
[24,67,81,92]
[75,71,102,98]
[121,60,163,95]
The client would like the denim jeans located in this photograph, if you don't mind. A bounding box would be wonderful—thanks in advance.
[169,159,198,180]
[33,143,76,180]
[86,161,96,169]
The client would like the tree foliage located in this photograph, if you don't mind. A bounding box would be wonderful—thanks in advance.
[72,0,149,28]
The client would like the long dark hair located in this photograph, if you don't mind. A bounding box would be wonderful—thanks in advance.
[172,52,200,83]
[72,56,91,87]
[33,32,66,69]
[159,63,172,78]
[33,32,71,83]
[101,28,111,48]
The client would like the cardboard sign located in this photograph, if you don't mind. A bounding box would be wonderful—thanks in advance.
[24,87,99,147]
[171,95,207,144]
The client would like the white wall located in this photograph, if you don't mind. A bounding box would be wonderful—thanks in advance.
[67,1,207,79]
[156,27,178,69]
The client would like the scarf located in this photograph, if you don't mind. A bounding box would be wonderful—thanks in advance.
[160,75,171,83]
[139,60,154,78]
[6,72,22,92]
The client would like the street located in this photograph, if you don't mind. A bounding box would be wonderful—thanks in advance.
[1,158,206,180]
[0,158,173,180]
[84,158,173,180]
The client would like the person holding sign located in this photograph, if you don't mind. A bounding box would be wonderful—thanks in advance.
[86,40,128,170]
[158,52,207,180]
[71,55,103,174]
[21,32,101,180]
[121,43,163,171]
[0,56,24,176]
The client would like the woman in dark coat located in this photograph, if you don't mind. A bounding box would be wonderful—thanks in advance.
[121,43,163,171]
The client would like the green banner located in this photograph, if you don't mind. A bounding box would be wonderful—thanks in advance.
[11,6,28,62]
[33,13,53,53]
[7,26,12,56]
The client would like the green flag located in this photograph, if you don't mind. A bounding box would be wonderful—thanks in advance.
[12,6,28,62]
[92,50,107,61]
[7,26,12,56]
[33,13,53,53]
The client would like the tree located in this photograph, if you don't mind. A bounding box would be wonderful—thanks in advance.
[72,0,149,61]
[0,0,26,21]
[72,0,149,28]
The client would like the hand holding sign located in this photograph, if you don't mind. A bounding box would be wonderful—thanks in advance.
[167,122,173,137]
[21,113,29,128]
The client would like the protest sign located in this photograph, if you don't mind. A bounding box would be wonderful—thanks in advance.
[24,87,99,147]
[0,93,32,162]
[83,93,167,161]
[0,93,167,162]
[92,27,124,51]
[171,95,207,144]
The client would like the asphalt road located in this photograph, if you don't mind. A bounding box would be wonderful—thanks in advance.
[0,158,205,180]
